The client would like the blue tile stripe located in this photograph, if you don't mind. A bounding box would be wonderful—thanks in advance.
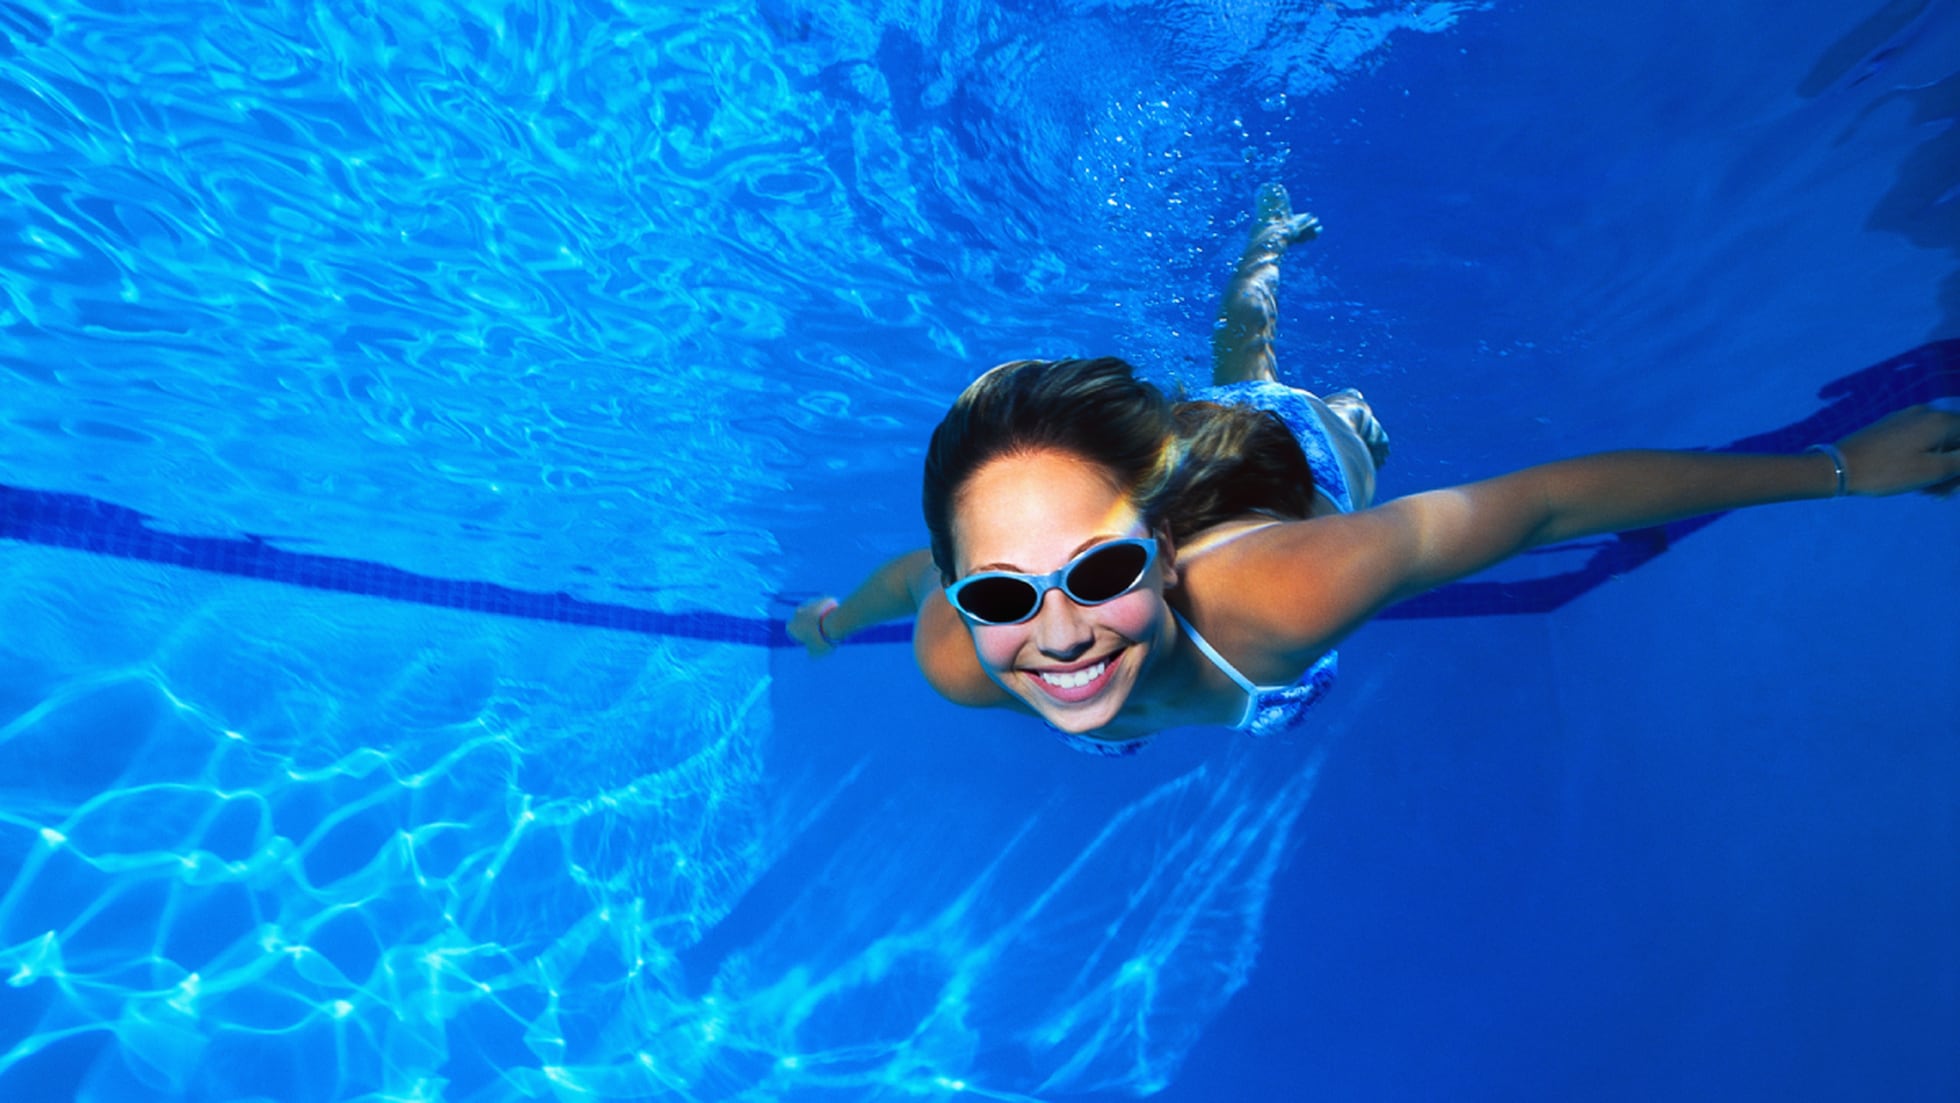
[4,342,1954,643]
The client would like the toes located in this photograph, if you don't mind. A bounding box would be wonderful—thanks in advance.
[1255,182,1292,221]
[1251,184,1322,246]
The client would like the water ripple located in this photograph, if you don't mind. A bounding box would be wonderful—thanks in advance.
[0,0,1479,1096]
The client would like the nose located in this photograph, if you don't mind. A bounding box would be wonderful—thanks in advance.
[1029,586,1094,661]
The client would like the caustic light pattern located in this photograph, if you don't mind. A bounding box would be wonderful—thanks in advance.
[0,560,1338,1099]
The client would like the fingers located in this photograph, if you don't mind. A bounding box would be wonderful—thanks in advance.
[1840,405,1960,496]
[1936,406,1960,452]
[1933,431,1960,495]
[1900,408,1960,488]
[788,597,841,657]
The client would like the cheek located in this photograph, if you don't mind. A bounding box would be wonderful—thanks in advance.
[964,591,1160,670]
[1096,590,1164,641]
[967,592,1167,671]
[970,625,1026,670]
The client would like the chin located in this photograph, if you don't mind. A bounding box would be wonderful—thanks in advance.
[1021,682,1130,734]
[1037,709,1108,735]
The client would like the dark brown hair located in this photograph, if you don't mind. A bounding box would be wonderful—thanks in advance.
[922,358,1317,581]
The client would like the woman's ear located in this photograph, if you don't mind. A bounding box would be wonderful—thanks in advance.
[1154,524,1179,588]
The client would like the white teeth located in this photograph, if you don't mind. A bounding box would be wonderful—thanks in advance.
[1038,659,1108,690]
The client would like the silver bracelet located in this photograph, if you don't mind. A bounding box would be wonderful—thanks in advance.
[1804,443,1848,498]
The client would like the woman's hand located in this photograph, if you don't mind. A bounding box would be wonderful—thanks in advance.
[784,550,938,659]
[1837,405,1960,497]
[787,597,841,657]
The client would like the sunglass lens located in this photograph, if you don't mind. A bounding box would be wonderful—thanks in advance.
[956,576,1040,623]
[1066,543,1149,602]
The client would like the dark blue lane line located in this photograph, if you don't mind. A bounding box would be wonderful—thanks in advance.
[4,342,1954,644]
[1381,339,1959,618]
[0,482,788,645]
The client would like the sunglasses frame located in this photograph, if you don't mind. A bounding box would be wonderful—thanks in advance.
[944,537,1160,626]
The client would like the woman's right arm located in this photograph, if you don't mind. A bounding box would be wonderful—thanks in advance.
[789,550,1012,707]
[788,548,939,654]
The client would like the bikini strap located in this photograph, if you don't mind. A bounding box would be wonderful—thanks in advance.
[1171,609,1261,730]
[1170,609,1256,693]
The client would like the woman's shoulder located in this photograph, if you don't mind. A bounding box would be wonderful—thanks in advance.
[912,590,1013,708]
[1175,515,1290,559]
[1175,514,1375,682]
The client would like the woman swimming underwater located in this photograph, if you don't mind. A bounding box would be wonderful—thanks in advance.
[789,184,1960,756]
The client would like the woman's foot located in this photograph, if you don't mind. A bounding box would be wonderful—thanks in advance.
[1323,388,1390,470]
[1252,182,1321,251]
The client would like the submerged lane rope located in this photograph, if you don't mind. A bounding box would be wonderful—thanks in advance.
[5,342,1955,640]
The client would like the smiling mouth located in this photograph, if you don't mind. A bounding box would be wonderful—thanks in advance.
[1025,649,1125,704]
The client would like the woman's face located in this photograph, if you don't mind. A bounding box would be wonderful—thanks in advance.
[949,448,1177,733]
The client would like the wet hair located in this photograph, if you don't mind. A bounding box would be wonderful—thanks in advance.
[922,357,1318,581]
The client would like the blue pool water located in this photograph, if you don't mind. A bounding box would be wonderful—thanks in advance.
[2,1,1956,1100]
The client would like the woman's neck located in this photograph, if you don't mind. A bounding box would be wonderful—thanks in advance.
[1090,596,1248,738]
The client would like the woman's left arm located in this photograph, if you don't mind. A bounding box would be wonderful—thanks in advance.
[1244,406,1959,656]
[1495,404,1959,548]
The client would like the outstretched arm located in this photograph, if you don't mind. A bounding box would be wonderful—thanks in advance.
[1242,405,1960,663]
[788,549,938,655]
[789,550,1010,706]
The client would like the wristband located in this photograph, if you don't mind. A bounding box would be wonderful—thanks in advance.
[1804,443,1848,498]
[814,599,842,646]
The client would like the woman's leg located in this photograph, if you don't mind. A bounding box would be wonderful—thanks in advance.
[1305,390,1385,510]
[1211,183,1320,387]
[1212,184,1390,509]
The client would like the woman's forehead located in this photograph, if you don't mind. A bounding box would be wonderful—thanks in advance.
[951,450,1143,573]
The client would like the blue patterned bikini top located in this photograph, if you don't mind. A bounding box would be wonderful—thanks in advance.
[1049,381,1349,757]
